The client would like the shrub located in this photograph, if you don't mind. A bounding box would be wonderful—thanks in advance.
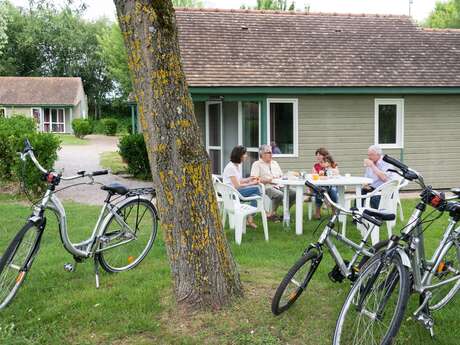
[0,116,61,195]
[102,118,118,136]
[118,134,151,179]
[71,119,92,139]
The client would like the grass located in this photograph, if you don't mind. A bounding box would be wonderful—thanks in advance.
[54,134,88,145]
[99,151,127,175]
[0,196,459,344]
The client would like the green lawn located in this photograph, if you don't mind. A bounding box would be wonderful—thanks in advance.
[54,134,88,145]
[0,196,458,345]
[100,151,128,175]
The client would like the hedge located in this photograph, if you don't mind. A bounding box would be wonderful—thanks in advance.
[72,119,91,138]
[0,116,61,194]
[118,134,151,179]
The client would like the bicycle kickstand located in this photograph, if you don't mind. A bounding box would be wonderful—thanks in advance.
[94,256,100,289]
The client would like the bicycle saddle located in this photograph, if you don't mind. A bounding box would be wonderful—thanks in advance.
[363,208,396,221]
[101,182,129,195]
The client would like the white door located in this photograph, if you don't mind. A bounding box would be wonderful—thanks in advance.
[205,101,223,175]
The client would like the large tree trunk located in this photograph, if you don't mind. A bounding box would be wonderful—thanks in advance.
[114,0,243,310]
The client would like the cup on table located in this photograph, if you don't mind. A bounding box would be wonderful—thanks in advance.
[345,173,351,178]
[312,173,319,181]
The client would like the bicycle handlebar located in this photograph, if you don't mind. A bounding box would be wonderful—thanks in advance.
[383,155,425,187]
[20,138,109,182]
[305,180,356,217]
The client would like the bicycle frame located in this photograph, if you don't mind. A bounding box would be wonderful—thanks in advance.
[312,213,377,280]
[31,185,150,260]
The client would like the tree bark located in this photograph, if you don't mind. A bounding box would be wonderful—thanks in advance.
[113,0,243,310]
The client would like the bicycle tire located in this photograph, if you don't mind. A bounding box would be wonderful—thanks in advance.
[357,240,390,269]
[0,221,42,310]
[426,241,460,311]
[98,198,157,273]
[271,250,320,315]
[333,252,410,345]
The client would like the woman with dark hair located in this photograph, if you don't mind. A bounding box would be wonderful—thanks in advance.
[222,145,261,228]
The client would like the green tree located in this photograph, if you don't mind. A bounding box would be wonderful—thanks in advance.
[242,0,296,11]
[172,0,203,7]
[114,0,243,310]
[0,1,113,117]
[98,22,131,98]
[426,0,460,28]
[0,2,8,56]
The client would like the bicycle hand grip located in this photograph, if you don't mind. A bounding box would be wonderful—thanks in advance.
[382,155,408,172]
[23,138,33,153]
[91,170,108,176]
[361,212,383,227]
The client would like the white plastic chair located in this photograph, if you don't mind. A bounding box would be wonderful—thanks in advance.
[215,182,269,245]
[346,179,400,245]
[395,177,409,221]
[212,174,226,224]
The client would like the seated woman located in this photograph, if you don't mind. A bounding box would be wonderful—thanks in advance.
[314,154,339,219]
[222,145,261,229]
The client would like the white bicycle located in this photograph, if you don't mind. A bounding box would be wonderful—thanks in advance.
[0,139,158,310]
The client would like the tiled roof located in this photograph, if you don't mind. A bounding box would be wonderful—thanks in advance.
[175,8,460,87]
[0,77,83,105]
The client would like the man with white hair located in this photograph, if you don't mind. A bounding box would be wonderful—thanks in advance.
[251,144,295,220]
[362,144,393,208]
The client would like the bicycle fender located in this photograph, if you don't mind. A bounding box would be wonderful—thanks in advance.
[396,248,411,268]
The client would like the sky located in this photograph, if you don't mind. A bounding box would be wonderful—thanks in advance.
[9,0,447,22]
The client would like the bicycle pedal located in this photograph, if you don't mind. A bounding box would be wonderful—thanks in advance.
[64,263,75,272]
[328,263,347,283]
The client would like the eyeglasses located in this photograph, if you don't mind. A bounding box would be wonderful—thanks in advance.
[263,151,272,154]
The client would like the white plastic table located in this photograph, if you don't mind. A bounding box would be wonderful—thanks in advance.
[272,175,373,235]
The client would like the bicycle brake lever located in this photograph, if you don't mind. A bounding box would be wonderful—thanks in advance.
[17,152,27,162]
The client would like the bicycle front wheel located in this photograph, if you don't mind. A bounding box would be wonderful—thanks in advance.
[0,221,41,310]
[271,250,320,315]
[333,252,410,345]
[426,242,460,311]
[98,198,158,273]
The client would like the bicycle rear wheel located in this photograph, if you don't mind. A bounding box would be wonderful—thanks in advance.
[426,242,460,311]
[333,252,410,345]
[271,250,321,315]
[0,221,42,310]
[98,198,158,273]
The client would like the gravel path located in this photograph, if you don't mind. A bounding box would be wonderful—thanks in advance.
[55,135,152,205]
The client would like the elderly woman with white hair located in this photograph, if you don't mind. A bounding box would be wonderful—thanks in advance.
[362,144,393,208]
[250,144,296,221]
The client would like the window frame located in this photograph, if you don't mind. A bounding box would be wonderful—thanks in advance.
[374,98,404,149]
[43,108,66,133]
[31,108,42,131]
[267,98,299,158]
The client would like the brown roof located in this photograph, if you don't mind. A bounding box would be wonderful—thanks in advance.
[0,77,83,105]
[175,8,460,87]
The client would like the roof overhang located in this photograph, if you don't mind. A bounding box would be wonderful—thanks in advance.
[190,86,460,96]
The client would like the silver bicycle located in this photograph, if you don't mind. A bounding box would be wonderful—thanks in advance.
[0,139,158,310]
[333,155,460,345]
[271,180,395,315]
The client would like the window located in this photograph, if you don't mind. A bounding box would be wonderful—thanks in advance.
[43,108,65,133]
[31,108,41,131]
[0,108,5,118]
[240,101,260,176]
[374,99,404,149]
[267,99,298,156]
